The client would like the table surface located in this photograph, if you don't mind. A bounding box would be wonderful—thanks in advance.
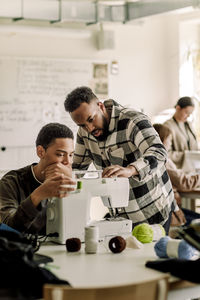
[39,241,200,300]
[180,189,200,196]
[39,241,173,288]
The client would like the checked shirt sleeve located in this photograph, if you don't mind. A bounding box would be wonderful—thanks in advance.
[72,128,93,170]
[128,114,168,181]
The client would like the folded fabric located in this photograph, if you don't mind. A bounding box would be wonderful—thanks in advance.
[146,258,200,283]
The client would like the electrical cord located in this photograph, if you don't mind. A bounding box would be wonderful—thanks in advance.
[23,232,59,252]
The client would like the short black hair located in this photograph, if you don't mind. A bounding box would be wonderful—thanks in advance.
[175,96,194,108]
[36,123,74,148]
[64,86,98,113]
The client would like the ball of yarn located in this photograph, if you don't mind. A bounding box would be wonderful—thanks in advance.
[154,236,170,257]
[154,236,196,259]
[66,238,81,252]
[132,223,165,243]
[109,236,126,253]
[132,224,154,243]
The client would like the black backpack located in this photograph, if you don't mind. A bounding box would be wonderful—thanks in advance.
[0,228,70,299]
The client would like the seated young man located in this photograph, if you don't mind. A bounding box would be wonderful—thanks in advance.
[0,123,76,234]
[153,123,200,226]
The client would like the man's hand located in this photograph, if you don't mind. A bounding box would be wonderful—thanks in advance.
[31,174,76,207]
[102,165,138,178]
[42,162,72,179]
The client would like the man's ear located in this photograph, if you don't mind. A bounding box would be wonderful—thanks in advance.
[36,145,46,159]
[97,101,105,112]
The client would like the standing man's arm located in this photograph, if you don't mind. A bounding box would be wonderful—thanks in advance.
[103,114,167,180]
[128,115,168,180]
[72,129,93,170]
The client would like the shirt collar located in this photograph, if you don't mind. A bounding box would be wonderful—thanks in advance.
[104,99,122,133]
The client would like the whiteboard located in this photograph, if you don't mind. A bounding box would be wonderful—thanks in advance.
[0,57,109,147]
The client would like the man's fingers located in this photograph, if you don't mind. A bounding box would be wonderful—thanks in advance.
[103,168,119,177]
[59,186,75,198]
[60,184,76,190]
[103,166,115,177]
[49,174,74,181]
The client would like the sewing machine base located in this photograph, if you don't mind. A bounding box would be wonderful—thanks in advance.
[47,218,132,245]
[90,218,132,240]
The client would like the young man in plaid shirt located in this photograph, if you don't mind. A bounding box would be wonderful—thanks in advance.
[64,87,175,233]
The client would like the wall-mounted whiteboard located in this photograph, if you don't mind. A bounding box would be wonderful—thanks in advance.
[0,57,109,147]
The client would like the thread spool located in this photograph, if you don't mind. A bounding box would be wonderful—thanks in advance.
[77,181,82,190]
[85,226,99,254]
[108,236,126,253]
[66,238,81,252]
[154,236,196,259]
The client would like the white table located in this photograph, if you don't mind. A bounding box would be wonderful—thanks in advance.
[39,241,200,300]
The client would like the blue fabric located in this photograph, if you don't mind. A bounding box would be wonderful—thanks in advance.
[182,208,200,226]
[0,223,20,234]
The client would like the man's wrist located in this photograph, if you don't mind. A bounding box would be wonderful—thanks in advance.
[31,189,42,207]
[127,165,138,176]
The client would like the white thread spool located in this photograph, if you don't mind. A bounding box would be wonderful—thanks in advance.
[85,226,99,254]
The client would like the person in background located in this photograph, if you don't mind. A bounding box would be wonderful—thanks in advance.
[164,96,198,169]
[0,123,76,234]
[153,123,200,226]
[64,86,175,234]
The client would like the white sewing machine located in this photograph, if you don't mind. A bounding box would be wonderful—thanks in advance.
[46,171,132,244]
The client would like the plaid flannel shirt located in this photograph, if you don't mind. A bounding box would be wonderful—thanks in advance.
[73,100,174,226]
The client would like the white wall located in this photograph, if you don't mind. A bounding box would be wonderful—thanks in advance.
[0,14,180,115]
[0,13,180,171]
[179,21,199,94]
[109,16,180,115]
